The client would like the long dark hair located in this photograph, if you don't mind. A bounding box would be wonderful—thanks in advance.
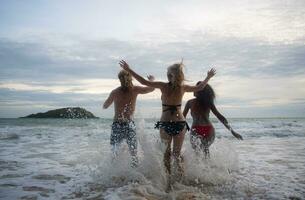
[195,82,215,109]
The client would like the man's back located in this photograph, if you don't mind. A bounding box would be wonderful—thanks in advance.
[103,85,154,121]
[112,87,137,121]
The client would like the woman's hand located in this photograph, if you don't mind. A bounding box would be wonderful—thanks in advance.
[207,68,216,79]
[119,60,130,71]
[232,130,243,140]
[147,75,155,81]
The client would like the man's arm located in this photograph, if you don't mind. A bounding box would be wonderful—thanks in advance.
[135,86,155,94]
[210,104,243,140]
[103,91,115,109]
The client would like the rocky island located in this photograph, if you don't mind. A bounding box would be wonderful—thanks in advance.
[21,107,98,119]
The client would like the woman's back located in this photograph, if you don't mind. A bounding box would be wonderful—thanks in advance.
[189,98,212,125]
[160,84,185,121]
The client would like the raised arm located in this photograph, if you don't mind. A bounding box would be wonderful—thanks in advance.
[210,104,243,140]
[134,75,156,94]
[184,68,216,92]
[119,60,165,89]
[183,100,191,118]
[135,86,155,94]
[103,91,114,109]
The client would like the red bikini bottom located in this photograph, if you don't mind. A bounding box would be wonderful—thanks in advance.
[191,125,214,138]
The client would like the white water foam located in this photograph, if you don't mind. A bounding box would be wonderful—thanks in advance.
[79,119,239,200]
[1,118,304,199]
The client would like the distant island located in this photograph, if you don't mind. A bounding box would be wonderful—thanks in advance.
[21,107,98,119]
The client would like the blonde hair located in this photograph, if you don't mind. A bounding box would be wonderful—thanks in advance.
[118,70,133,91]
[168,63,185,89]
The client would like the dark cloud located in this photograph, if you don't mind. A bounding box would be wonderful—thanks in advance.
[0,38,128,81]
[1,34,305,117]
[1,35,305,83]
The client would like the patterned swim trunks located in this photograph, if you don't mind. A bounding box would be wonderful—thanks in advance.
[110,120,137,151]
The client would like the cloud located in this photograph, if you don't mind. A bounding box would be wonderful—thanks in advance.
[202,75,305,117]
[0,79,119,94]
[1,32,305,82]
[1,2,305,118]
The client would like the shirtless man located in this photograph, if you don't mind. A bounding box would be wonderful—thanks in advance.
[103,69,155,166]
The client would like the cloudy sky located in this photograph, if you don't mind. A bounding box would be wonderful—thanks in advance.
[0,0,305,118]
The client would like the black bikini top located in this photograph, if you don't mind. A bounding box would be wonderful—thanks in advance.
[162,104,181,114]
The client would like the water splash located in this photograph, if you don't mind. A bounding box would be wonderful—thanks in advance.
[81,119,239,199]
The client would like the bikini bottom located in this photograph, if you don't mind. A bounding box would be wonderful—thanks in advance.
[155,121,190,136]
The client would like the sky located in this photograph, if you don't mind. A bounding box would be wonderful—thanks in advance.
[0,0,305,118]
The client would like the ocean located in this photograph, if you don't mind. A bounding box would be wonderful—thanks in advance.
[0,118,304,200]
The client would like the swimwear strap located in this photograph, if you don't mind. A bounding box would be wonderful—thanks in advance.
[162,104,182,114]
[112,120,135,126]
[162,104,182,107]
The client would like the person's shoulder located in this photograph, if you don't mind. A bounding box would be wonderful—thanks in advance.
[132,85,143,92]
[160,82,169,87]
[112,87,122,94]
[186,98,195,105]
[189,98,196,103]
[133,85,154,92]
[132,85,142,90]
[182,83,193,89]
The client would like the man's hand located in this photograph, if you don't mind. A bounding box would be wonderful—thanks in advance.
[147,75,155,81]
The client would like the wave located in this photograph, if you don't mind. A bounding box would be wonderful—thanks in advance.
[75,119,239,199]
[0,132,19,140]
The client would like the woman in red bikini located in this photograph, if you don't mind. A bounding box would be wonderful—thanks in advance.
[183,83,243,157]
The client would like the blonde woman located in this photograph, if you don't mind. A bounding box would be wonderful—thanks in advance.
[119,60,216,178]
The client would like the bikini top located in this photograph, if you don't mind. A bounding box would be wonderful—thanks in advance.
[162,104,181,114]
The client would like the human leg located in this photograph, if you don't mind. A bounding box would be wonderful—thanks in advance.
[190,132,202,155]
[172,128,186,177]
[126,122,138,167]
[110,122,125,159]
[190,125,215,158]
[160,128,172,174]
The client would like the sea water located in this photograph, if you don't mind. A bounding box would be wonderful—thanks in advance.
[0,118,304,199]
